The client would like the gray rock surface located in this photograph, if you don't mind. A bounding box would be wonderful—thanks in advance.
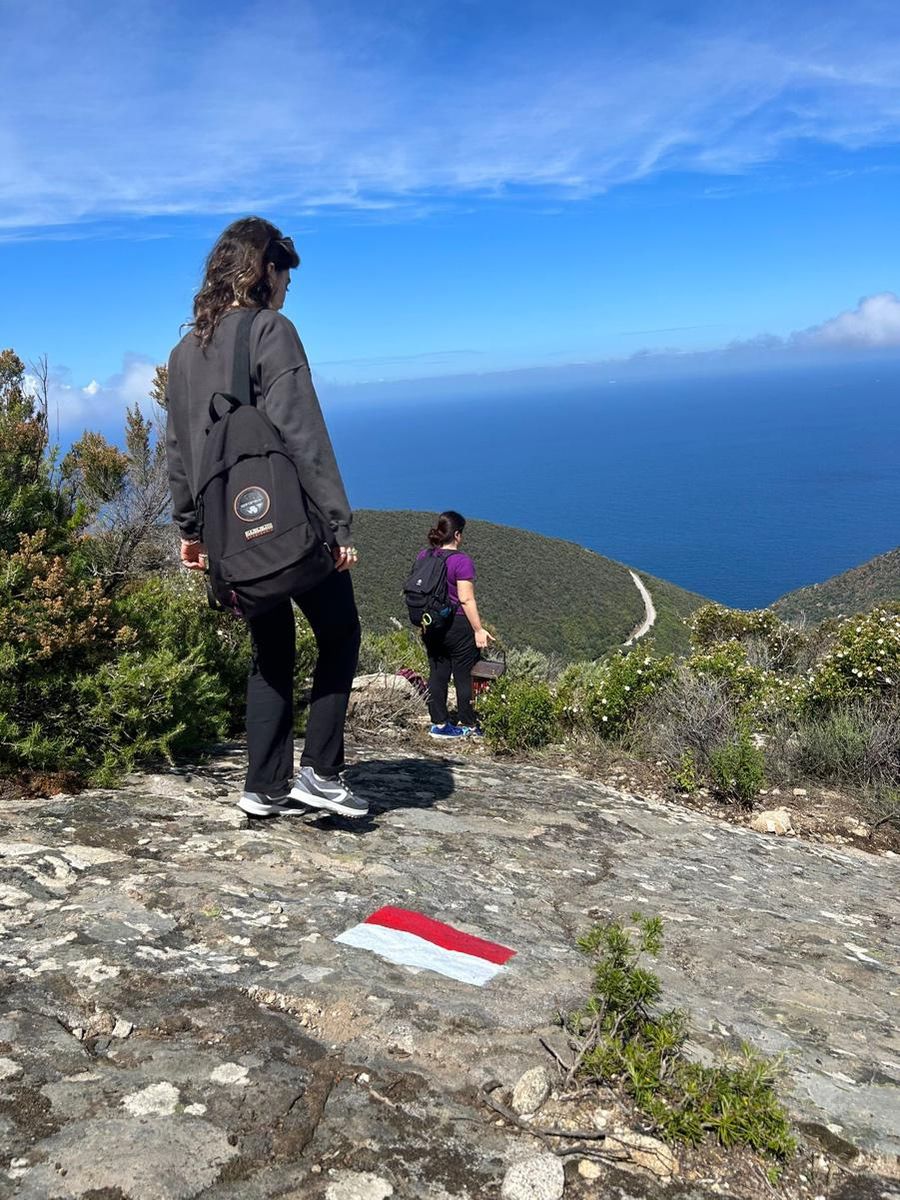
[500,1154,565,1200]
[1,741,898,1198]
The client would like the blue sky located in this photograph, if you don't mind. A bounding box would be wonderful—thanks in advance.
[3,0,900,430]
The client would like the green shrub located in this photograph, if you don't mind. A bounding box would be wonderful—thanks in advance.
[635,668,737,769]
[74,647,230,784]
[566,914,795,1159]
[504,644,555,682]
[116,573,252,726]
[709,726,766,805]
[788,701,900,787]
[357,628,428,675]
[0,559,257,782]
[673,749,698,793]
[0,532,116,775]
[686,640,768,703]
[479,677,557,753]
[556,645,675,738]
[690,603,805,670]
[804,607,900,709]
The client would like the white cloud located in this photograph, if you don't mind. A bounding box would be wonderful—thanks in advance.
[797,292,900,347]
[4,1,900,231]
[33,355,159,431]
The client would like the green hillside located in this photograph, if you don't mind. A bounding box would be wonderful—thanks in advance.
[773,546,900,625]
[351,510,707,660]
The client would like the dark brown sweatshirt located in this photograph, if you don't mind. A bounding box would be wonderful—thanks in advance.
[165,307,352,545]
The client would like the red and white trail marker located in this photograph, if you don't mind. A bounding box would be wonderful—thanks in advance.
[335,905,516,986]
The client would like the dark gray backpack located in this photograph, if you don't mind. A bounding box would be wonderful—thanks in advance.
[403,549,460,634]
[196,309,333,618]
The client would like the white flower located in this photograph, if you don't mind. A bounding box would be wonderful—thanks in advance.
[601,715,608,722]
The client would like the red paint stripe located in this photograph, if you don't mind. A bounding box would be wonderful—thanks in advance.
[364,906,515,965]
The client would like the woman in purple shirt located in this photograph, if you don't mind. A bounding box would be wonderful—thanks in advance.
[417,511,494,739]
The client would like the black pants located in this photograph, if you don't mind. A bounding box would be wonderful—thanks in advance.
[424,613,479,726]
[244,570,361,793]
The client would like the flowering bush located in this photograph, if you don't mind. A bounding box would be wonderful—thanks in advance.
[804,607,900,708]
[690,603,805,670]
[686,641,768,703]
[556,645,675,739]
[479,677,557,753]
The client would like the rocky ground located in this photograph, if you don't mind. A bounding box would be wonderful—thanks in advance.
[1,738,898,1200]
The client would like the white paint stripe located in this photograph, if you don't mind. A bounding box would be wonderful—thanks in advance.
[335,923,506,986]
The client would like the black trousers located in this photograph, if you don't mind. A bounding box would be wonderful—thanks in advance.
[424,613,479,726]
[244,570,361,793]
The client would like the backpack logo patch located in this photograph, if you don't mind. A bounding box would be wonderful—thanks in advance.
[245,522,274,541]
[234,486,270,522]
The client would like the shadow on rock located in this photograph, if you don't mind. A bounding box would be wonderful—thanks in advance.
[346,756,455,813]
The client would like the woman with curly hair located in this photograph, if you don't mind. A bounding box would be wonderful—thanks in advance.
[165,216,367,820]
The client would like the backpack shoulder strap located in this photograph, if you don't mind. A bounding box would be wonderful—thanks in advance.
[231,308,261,406]
[208,308,261,424]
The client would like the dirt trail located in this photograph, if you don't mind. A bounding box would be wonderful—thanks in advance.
[625,569,657,644]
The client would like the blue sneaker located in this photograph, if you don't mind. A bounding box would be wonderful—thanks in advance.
[428,723,466,739]
[460,725,484,738]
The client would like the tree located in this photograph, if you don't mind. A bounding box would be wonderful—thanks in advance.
[0,349,72,553]
[61,395,173,589]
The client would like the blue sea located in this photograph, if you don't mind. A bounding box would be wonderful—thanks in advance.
[324,359,900,609]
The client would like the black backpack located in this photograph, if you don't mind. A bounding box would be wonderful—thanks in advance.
[403,549,460,634]
[196,309,334,618]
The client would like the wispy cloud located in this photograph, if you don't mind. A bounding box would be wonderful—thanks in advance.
[324,290,900,392]
[31,355,158,432]
[4,1,900,232]
[44,290,900,427]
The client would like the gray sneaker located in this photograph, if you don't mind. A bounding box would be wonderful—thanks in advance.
[289,766,369,818]
[239,790,291,817]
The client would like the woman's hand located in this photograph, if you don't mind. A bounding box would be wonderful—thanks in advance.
[180,539,207,570]
[474,628,495,650]
[333,544,359,572]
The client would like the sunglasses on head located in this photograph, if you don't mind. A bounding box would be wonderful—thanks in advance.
[267,236,299,268]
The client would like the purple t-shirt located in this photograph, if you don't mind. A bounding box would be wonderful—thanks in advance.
[416,548,476,614]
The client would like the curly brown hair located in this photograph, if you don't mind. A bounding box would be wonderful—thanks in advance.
[191,217,301,348]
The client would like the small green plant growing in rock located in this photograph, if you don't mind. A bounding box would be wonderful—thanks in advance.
[708,725,766,806]
[565,913,795,1159]
[673,749,698,793]
[479,677,557,753]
